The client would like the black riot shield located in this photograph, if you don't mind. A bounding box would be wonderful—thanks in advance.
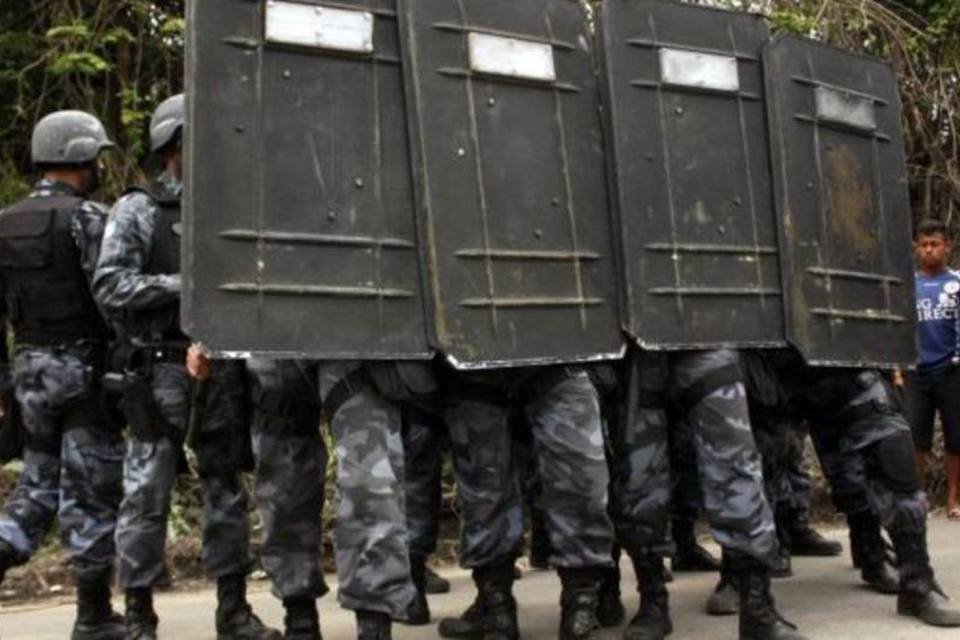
[764,35,917,368]
[599,0,786,350]
[398,0,624,369]
[184,0,430,359]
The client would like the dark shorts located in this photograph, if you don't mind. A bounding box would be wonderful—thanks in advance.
[903,366,960,454]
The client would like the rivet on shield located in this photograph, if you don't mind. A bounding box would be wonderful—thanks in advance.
[355,178,365,188]
[457,148,466,157]
[488,97,496,107]
[327,211,337,221]
[283,70,291,79]
[534,229,543,239]
[551,197,560,207]
[717,225,726,235]
[234,124,245,133]
[675,107,684,116]
[733,196,742,206]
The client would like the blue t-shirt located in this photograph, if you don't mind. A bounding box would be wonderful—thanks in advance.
[915,269,960,374]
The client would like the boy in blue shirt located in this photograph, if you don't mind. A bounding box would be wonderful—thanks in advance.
[904,219,960,519]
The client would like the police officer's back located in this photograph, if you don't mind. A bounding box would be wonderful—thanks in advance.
[0,110,126,640]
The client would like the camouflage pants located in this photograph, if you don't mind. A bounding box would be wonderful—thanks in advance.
[248,358,327,600]
[401,405,445,558]
[612,348,777,564]
[751,410,812,513]
[444,368,613,569]
[809,421,870,515]
[115,362,251,588]
[794,369,926,535]
[319,362,418,618]
[668,413,702,524]
[0,348,123,578]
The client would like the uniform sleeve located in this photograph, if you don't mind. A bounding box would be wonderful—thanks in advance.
[71,201,109,289]
[93,193,181,316]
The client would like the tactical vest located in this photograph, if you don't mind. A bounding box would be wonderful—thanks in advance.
[124,183,186,344]
[0,195,110,346]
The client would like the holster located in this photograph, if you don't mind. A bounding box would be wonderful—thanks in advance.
[190,361,254,478]
[119,368,181,445]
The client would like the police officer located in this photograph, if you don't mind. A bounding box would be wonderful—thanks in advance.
[611,347,806,640]
[437,364,615,640]
[769,350,960,628]
[0,110,125,640]
[246,358,327,640]
[94,95,278,640]
[318,361,437,639]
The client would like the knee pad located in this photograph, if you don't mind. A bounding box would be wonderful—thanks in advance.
[870,431,919,494]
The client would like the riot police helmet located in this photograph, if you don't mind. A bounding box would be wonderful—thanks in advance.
[150,93,185,154]
[30,110,115,166]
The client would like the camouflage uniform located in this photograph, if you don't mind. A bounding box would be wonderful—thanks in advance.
[771,353,926,537]
[401,405,444,560]
[247,357,327,600]
[442,366,614,571]
[94,173,252,589]
[0,180,124,579]
[612,347,777,563]
[318,361,437,620]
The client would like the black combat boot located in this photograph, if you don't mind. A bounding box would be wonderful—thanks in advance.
[770,506,792,579]
[529,509,552,570]
[705,553,739,616]
[425,565,451,594]
[730,552,807,640]
[596,564,625,627]
[282,596,321,640]
[124,588,159,640]
[437,592,482,639]
[891,526,960,627]
[623,553,672,640]
[0,539,23,586]
[439,562,518,640]
[401,554,430,625]
[70,570,125,640]
[670,519,720,572]
[558,566,603,639]
[786,509,841,557]
[215,573,282,640]
[848,510,898,594]
[356,610,392,640]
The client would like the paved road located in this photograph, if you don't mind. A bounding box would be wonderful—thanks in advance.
[2,518,958,639]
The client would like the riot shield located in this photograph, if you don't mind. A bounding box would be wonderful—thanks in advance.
[184,0,431,359]
[764,35,916,368]
[398,0,624,369]
[599,0,786,350]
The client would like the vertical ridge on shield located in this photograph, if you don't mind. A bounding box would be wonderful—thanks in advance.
[597,0,785,351]
[763,35,916,367]
[184,0,430,358]
[398,0,623,369]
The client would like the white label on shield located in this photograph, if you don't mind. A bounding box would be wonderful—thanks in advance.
[814,86,877,132]
[265,1,374,54]
[659,48,739,92]
[468,33,556,83]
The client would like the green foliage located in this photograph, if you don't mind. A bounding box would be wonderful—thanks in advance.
[45,22,92,41]
[0,1,185,208]
[48,51,111,75]
[767,9,816,36]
